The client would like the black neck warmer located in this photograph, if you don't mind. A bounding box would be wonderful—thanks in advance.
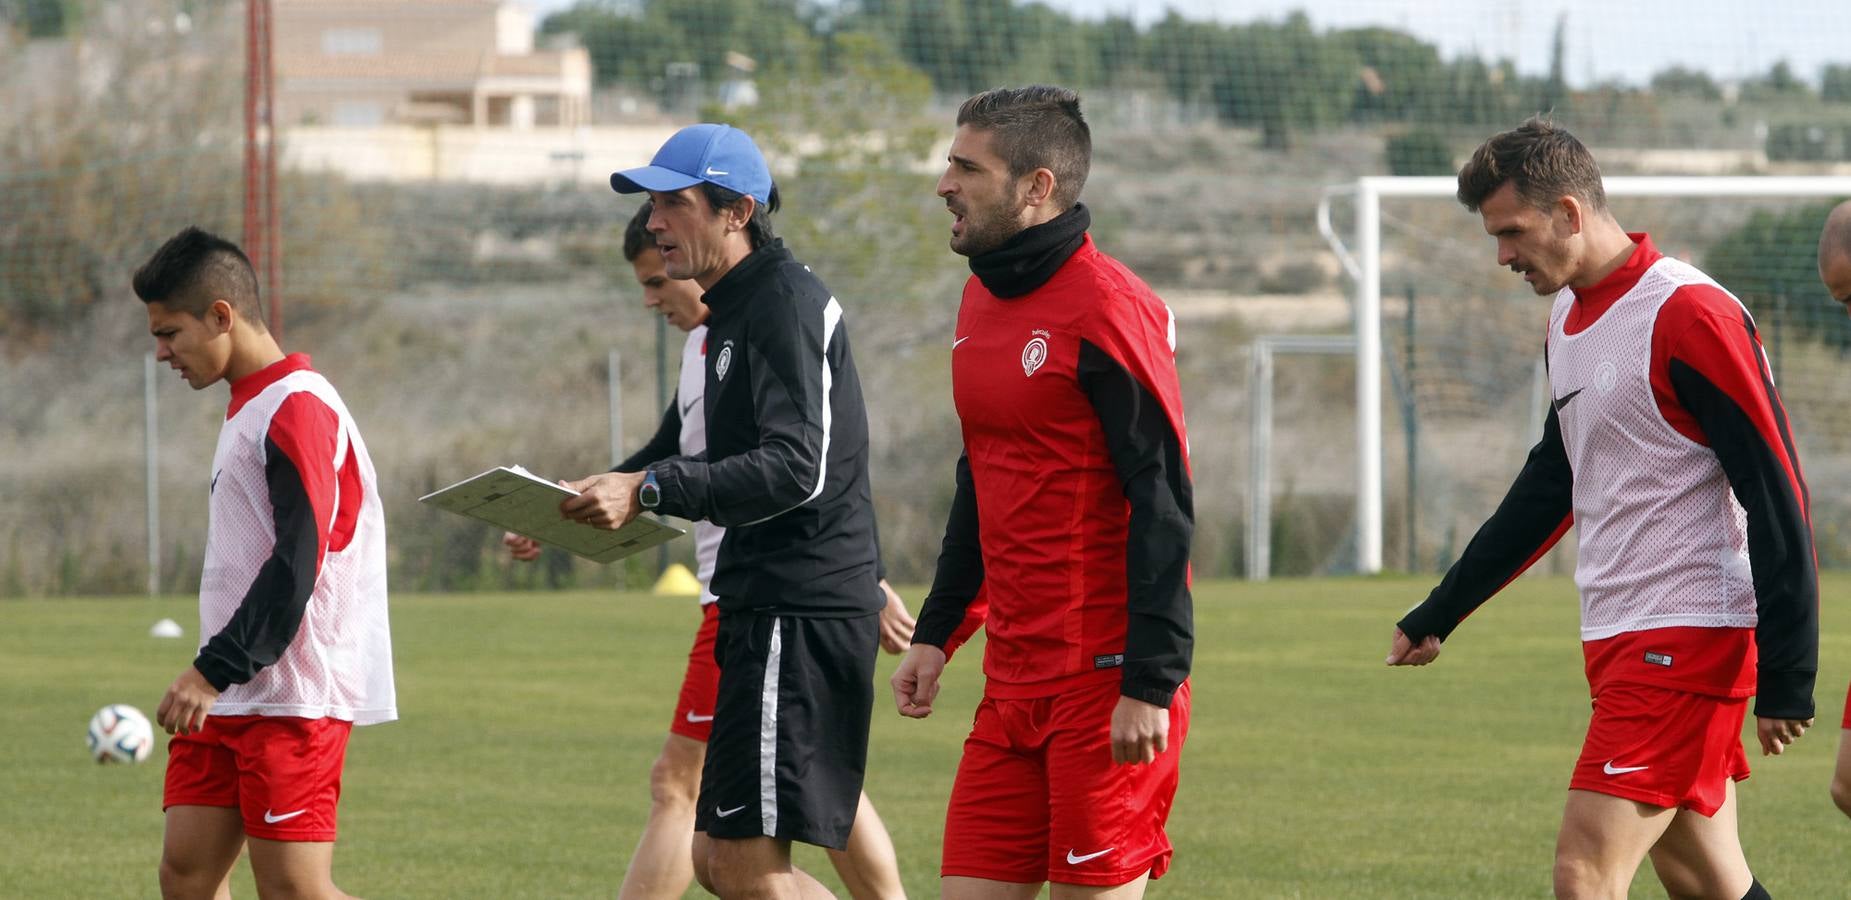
[968,203,1091,299]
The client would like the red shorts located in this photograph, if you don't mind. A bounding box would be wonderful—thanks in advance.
[164,715,352,842]
[1569,682,1748,817]
[942,677,1190,886]
[668,602,722,742]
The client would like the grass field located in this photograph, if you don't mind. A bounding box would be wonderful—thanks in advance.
[4,575,1849,898]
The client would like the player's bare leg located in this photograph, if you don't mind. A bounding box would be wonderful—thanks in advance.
[825,791,905,900]
[618,732,705,899]
[1554,789,1678,899]
[691,832,718,893]
[941,877,1041,900]
[245,837,355,900]
[1646,780,1754,900]
[160,805,244,900]
[706,835,835,899]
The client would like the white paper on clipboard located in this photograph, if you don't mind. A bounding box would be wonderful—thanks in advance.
[419,465,684,563]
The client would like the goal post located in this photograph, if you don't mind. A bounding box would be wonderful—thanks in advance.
[1317,175,1851,578]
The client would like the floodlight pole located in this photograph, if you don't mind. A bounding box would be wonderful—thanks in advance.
[244,0,281,338]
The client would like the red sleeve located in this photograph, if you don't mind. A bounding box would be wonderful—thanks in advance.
[266,392,345,569]
[1651,285,1809,501]
[1652,284,1818,719]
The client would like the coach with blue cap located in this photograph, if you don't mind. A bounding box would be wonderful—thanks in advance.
[561,123,890,898]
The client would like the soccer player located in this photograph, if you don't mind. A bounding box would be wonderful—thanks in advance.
[1387,119,1817,900]
[136,227,395,900]
[561,123,890,899]
[1814,199,1851,820]
[890,85,1195,899]
[506,202,911,899]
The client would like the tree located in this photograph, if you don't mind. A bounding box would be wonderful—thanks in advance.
[1144,12,1219,109]
[1542,12,1567,114]
[0,0,75,38]
[1335,27,1445,122]
[1207,13,1358,149]
[1385,129,1453,175]
[1703,201,1851,348]
[1650,65,1722,101]
[1823,65,1851,104]
[1742,60,1813,102]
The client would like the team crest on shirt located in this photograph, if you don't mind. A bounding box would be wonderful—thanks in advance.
[715,341,734,381]
[1022,330,1050,377]
[1595,360,1618,394]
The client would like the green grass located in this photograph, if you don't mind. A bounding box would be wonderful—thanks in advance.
[4,576,1849,897]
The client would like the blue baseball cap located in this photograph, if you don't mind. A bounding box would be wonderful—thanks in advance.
[610,123,772,204]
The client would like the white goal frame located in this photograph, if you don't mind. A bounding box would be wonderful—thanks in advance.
[1315,175,1851,577]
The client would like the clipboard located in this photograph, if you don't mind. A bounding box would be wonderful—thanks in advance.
[419,465,684,564]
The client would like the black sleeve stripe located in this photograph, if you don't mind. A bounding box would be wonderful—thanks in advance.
[192,437,319,691]
[1669,356,1818,719]
[1740,309,1810,516]
[1078,339,1193,706]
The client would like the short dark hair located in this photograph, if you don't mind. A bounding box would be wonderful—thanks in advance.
[1456,117,1607,213]
[955,85,1091,209]
[699,181,781,251]
[622,201,657,262]
[131,226,265,327]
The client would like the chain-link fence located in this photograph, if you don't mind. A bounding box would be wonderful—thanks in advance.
[6,0,1851,593]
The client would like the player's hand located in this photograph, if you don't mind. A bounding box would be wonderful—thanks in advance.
[1110,696,1170,765]
[559,471,645,530]
[891,644,946,719]
[156,666,220,736]
[1756,716,1813,756]
[503,532,541,561]
[1385,627,1442,666]
[876,579,916,655]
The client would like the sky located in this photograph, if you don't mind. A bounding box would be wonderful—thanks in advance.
[521,0,1849,89]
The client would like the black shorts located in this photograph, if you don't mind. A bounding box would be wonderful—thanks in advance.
[694,609,878,850]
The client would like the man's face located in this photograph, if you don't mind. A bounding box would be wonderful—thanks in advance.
[146,300,232,390]
[1820,250,1851,319]
[646,187,736,287]
[1478,181,1578,295]
[631,247,707,332]
[937,125,1029,258]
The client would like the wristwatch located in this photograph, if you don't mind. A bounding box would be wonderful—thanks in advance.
[638,468,661,511]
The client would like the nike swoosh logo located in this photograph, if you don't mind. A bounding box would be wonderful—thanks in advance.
[715,804,747,818]
[952,336,970,348]
[704,167,729,176]
[685,712,714,723]
[1602,761,1649,775]
[263,809,307,824]
[1552,388,1583,411]
[1066,847,1114,865]
[680,398,699,418]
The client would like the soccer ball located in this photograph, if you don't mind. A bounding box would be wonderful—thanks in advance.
[87,704,155,765]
